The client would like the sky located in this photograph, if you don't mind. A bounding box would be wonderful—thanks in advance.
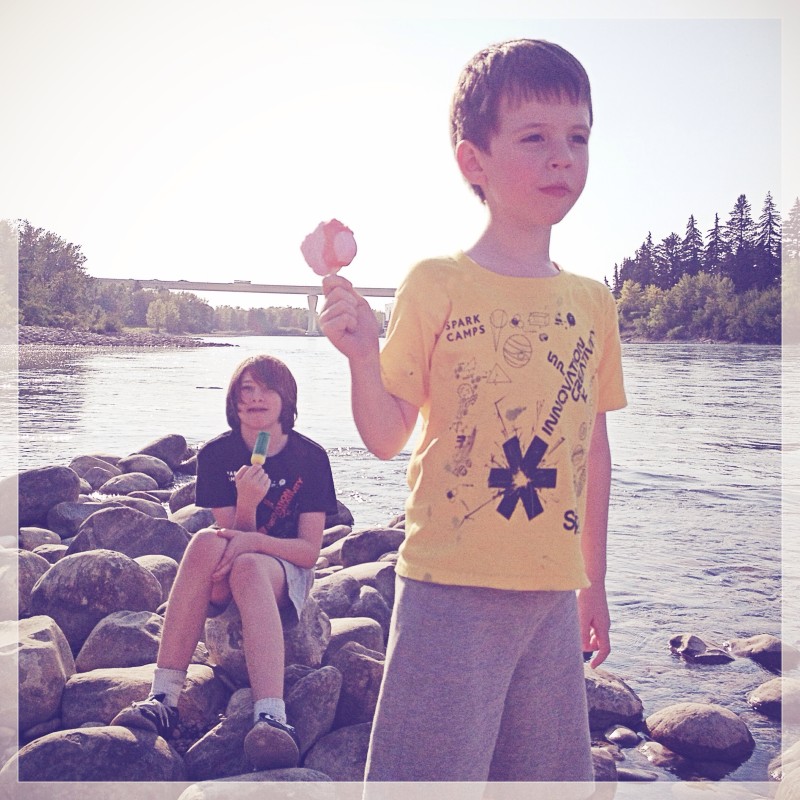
[1,0,797,310]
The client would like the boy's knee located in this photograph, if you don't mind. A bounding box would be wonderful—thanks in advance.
[230,553,285,592]
[184,527,226,560]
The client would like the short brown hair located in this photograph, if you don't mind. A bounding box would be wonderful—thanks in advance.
[225,355,298,432]
[450,39,593,201]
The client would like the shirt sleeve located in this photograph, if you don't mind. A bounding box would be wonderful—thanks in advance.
[596,289,628,413]
[379,259,451,410]
[195,441,237,509]
[297,445,338,515]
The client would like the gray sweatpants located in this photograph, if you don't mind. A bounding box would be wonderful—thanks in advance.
[364,576,594,785]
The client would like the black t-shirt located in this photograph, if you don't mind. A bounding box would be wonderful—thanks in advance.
[195,429,338,539]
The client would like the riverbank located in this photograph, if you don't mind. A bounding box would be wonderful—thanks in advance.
[4,431,799,792]
[18,326,234,348]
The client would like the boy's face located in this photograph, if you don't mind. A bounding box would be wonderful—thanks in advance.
[236,369,283,433]
[461,94,591,228]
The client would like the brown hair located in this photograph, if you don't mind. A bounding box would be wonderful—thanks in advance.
[225,355,298,432]
[450,39,593,201]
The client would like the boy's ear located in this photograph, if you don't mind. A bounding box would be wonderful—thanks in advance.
[455,139,486,189]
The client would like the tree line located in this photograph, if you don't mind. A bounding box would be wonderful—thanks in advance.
[13,219,334,335]
[10,199,797,343]
[607,192,797,344]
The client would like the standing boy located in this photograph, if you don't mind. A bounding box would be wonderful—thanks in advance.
[319,39,626,784]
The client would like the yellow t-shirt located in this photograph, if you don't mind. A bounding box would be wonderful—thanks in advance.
[380,252,627,591]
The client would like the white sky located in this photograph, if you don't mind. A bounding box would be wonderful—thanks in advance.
[1,0,797,310]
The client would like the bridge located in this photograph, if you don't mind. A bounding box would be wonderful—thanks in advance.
[95,278,396,334]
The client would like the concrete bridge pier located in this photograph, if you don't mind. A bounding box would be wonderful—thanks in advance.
[306,295,319,335]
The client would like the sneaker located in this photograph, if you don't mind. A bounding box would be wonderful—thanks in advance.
[110,693,179,740]
[243,713,300,770]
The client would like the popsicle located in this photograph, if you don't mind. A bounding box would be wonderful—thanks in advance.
[251,431,271,465]
[300,219,357,276]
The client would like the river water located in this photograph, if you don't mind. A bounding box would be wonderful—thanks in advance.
[4,337,794,783]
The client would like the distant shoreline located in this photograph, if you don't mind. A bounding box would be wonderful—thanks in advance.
[18,325,233,348]
[16,325,779,349]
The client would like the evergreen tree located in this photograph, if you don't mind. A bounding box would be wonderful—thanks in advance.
[754,192,781,288]
[703,213,727,277]
[783,197,800,262]
[680,215,704,277]
[722,194,757,290]
[653,232,682,289]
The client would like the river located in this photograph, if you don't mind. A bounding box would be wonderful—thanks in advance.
[5,337,793,783]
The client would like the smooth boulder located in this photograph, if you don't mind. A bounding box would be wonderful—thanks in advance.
[17,549,51,618]
[29,549,163,654]
[137,433,189,470]
[584,666,644,730]
[303,722,371,782]
[75,610,164,672]
[118,454,175,487]
[66,505,191,562]
[18,615,76,733]
[645,702,755,764]
[18,466,81,526]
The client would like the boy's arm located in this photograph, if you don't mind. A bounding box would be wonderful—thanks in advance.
[319,274,419,460]
[577,412,612,668]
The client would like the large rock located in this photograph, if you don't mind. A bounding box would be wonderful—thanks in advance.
[170,504,215,533]
[66,506,191,562]
[169,480,197,513]
[101,494,168,518]
[17,549,51,618]
[69,455,123,490]
[326,501,355,530]
[286,665,342,755]
[336,561,396,608]
[340,527,406,568]
[184,701,251,780]
[65,663,227,739]
[99,471,159,495]
[118,454,175,487]
[135,554,179,604]
[584,666,644,730]
[303,721,371,782]
[205,597,331,687]
[18,526,61,551]
[321,524,351,549]
[18,615,76,732]
[0,726,186,781]
[75,610,164,671]
[310,571,361,618]
[747,677,800,720]
[645,702,755,764]
[46,500,113,538]
[725,634,800,673]
[347,585,392,641]
[324,617,385,663]
[29,549,163,654]
[328,641,385,728]
[18,465,81,526]
[137,433,189,470]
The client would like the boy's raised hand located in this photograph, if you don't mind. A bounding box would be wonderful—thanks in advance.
[318,274,381,361]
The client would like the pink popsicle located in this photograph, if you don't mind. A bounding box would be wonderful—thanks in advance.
[300,219,357,276]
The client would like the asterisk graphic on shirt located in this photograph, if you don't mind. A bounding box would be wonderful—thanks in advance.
[488,435,557,520]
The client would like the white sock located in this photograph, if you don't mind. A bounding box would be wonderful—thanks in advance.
[253,697,286,724]
[151,667,187,708]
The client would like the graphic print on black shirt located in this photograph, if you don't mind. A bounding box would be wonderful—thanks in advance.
[195,429,337,539]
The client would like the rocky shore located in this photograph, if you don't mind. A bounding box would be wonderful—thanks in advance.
[18,325,233,348]
[2,434,800,798]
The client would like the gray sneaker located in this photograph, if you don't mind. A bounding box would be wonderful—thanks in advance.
[110,693,179,740]
[243,713,300,770]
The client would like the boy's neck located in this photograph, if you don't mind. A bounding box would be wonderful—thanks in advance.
[465,221,558,278]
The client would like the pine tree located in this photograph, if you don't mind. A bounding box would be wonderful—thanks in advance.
[681,215,704,277]
[783,197,800,262]
[754,192,781,288]
[703,214,727,277]
[653,232,682,289]
[722,194,757,290]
